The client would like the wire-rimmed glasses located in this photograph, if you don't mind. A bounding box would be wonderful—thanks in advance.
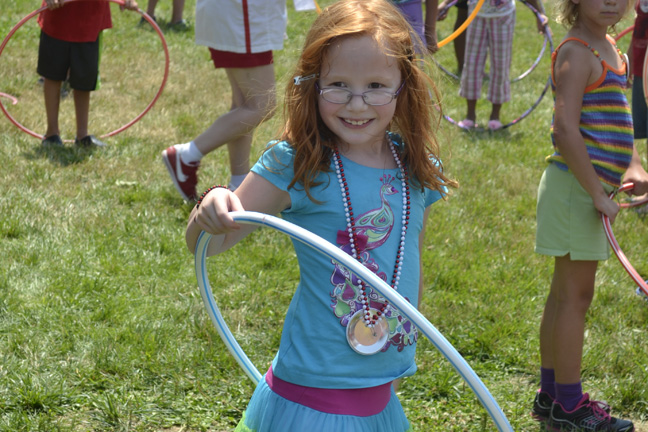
[316,81,405,106]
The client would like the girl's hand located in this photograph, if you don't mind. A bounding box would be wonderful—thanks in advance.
[121,0,138,11]
[594,194,620,224]
[437,3,449,21]
[192,188,245,235]
[622,147,648,196]
[623,168,648,197]
[45,0,63,10]
[536,13,549,35]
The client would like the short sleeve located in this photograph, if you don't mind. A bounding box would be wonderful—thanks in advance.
[251,141,295,192]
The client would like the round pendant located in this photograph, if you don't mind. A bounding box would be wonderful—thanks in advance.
[346,309,389,355]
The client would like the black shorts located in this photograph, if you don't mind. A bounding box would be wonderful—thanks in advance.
[37,30,100,91]
[455,0,468,9]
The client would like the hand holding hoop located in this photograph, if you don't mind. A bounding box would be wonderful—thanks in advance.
[602,183,648,298]
[195,211,513,432]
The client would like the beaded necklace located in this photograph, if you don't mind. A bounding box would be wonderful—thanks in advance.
[332,140,410,331]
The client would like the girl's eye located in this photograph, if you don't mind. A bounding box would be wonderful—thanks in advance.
[329,82,346,88]
[369,82,384,89]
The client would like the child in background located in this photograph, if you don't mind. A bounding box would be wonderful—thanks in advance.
[457,0,547,131]
[186,0,457,430]
[437,0,468,75]
[630,1,648,151]
[162,0,287,200]
[38,0,138,147]
[389,0,439,53]
[532,0,648,430]
[140,0,188,31]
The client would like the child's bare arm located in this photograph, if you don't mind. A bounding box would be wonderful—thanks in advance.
[186,172,291,256]
[424,0,439,53]
[553,43,620,222]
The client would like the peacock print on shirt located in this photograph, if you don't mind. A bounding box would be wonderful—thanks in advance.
[330,173,418,353]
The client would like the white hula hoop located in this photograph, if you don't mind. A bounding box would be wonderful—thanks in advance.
[195,211,513,432]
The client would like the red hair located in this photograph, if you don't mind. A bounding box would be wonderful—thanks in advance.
[276,0,457,201]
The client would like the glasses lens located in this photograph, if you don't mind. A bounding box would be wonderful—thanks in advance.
[319,88,396,105]
[321,89,351,104]
[363,91,393,106]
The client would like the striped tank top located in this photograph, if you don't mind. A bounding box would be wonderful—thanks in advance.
[547,36,634,188]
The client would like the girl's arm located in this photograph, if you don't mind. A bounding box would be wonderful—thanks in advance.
[185,172,291,256]
[552,42,620,223]
[622,146,648,196]
[424,0,439,53]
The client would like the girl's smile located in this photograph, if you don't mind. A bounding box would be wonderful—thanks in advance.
[317,35,402,158]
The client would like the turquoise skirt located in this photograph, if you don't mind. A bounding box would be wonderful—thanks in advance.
[234,376,412,432]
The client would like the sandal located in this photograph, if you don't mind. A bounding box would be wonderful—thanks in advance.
[458,119,476,130]
[488,119,503,131]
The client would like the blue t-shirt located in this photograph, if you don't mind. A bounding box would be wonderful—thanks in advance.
[251,134,442,389]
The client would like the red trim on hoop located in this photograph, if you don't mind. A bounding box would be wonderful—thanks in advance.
[602,182,648,297]
[614,25,634,42]
[0,92,18,105]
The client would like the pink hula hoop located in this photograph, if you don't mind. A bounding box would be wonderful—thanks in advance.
[0,0,169,141]
[602,183,648,298]
[0,92,18,105]
[614,25,634,41]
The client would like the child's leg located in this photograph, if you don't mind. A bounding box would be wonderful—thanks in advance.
[171,0,185,23]
[73,89,90,139]
[486,13,514,120]
[453,7,468,75]
[540,255,597,386]
[193,64,276,156]
[224,70,253,184]
[146,0,159,18]
[459,16,487,122]
[465,99,477,121]
[43,78,62,138]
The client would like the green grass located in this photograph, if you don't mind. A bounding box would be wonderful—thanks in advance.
[1,1,647,430]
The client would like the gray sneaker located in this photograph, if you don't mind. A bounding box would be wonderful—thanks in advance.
[549,394,633,432]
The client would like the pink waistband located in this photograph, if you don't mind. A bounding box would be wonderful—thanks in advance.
[265,366,392,417]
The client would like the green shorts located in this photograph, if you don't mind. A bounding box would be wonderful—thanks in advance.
[535,163,615,261]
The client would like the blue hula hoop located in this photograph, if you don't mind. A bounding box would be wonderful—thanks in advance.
[195,211,513,432]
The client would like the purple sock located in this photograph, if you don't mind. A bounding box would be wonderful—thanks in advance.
[555,382,583,412]
[540,367,556,398]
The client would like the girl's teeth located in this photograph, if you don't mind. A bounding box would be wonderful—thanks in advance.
[345,119,369,126]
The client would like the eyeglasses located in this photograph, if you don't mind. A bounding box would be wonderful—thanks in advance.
[316,81,405,106]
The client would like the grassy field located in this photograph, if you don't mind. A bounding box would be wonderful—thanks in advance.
[1,0,648,431]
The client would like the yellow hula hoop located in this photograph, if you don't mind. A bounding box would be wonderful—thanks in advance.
[437,0,485,49]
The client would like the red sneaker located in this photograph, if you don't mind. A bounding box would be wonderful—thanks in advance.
[162,145,200,201]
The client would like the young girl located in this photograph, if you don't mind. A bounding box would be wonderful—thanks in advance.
[185,0,456,430]
[533,0,648,430]
[457,0,547,131]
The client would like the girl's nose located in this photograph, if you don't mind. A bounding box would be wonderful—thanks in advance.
[347,93,368,110]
